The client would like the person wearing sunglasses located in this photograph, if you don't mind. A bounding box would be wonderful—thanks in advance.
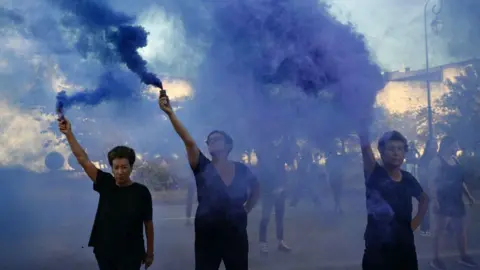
[159,92,260,270]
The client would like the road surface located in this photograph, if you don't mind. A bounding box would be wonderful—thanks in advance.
[2,174,480,270]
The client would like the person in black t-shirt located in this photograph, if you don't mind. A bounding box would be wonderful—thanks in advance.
[159,93,260,270]
[58,117,154,270]
[358,129,429,270]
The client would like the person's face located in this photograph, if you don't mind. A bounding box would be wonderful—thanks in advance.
[207,133,229,155]
[381,140,406,168]
[111,158,132,183]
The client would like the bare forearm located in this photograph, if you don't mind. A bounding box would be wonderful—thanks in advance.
[412,193,429,230]
[65,133,89,163]
[167,113,195,146]
[145,221,154,254]
[415,195,429,219]
[358,133,376,174]
[245,185,260,211]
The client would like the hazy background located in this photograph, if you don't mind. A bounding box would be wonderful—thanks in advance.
[1,0,479,269]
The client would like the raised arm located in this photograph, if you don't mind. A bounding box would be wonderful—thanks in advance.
[58,117,98,181]
[358,128,376,179]
[158,93,200,169]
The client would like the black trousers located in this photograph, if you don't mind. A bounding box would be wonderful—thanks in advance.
[94,251,142,270]
[362,243,418,270]
[195,223,249,270]
[259,192,286,242]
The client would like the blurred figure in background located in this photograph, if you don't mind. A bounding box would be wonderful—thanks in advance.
[429,136,477,270]
[417,139,437,236]
[290,150,320,208]
[405,141,420,177]
[258,152,291,254]
[325,152,344,214]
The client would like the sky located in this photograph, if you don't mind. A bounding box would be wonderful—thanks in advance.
[0,0,477,171]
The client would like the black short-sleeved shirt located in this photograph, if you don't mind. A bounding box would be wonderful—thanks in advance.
[88,170,153,257]
[364,163,423,246]
[192,152,258,230]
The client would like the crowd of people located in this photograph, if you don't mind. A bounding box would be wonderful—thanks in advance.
[57,91,478,270]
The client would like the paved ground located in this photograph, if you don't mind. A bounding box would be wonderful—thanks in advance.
[2,174,480,270]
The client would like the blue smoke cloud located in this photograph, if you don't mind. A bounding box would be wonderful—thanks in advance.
[214,0,383,112]
[182,0,385,148]
[56,69,142,109]
[52,0,163,113]
[45,0,384,148]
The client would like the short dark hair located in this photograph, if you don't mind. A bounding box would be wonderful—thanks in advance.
[439,136,457,154]
[377,130,408,153]
[207,130,234,152]
[107,146,136,167]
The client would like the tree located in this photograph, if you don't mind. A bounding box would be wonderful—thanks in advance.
[436,63,480,154]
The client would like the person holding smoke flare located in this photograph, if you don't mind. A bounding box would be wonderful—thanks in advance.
[428,136,477,269]
[359,129,429,270]
[158,91,260,270]
[58,117,154,270]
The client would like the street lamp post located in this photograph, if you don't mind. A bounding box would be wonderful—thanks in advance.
[424,0,443,140]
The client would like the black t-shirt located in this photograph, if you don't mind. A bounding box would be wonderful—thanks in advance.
[192,152,258,230]
[88,170,153,257]
[364,163,423,246]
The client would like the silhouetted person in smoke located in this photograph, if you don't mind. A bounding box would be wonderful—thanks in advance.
[290,151,320,208]
[159,93,260,270]
[418,138,438,237]
[258,154,291,254]
[358,129,429,270]
[325,152,344,213]
[429,136,477,269]
[58,117,154,270]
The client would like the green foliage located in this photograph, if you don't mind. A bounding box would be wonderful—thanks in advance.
[132,158,191,191]
[435,63,480,188]
[436,63,480,152]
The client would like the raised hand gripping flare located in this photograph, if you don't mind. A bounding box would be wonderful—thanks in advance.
[56,100,65,120]
[159,89,170,107]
